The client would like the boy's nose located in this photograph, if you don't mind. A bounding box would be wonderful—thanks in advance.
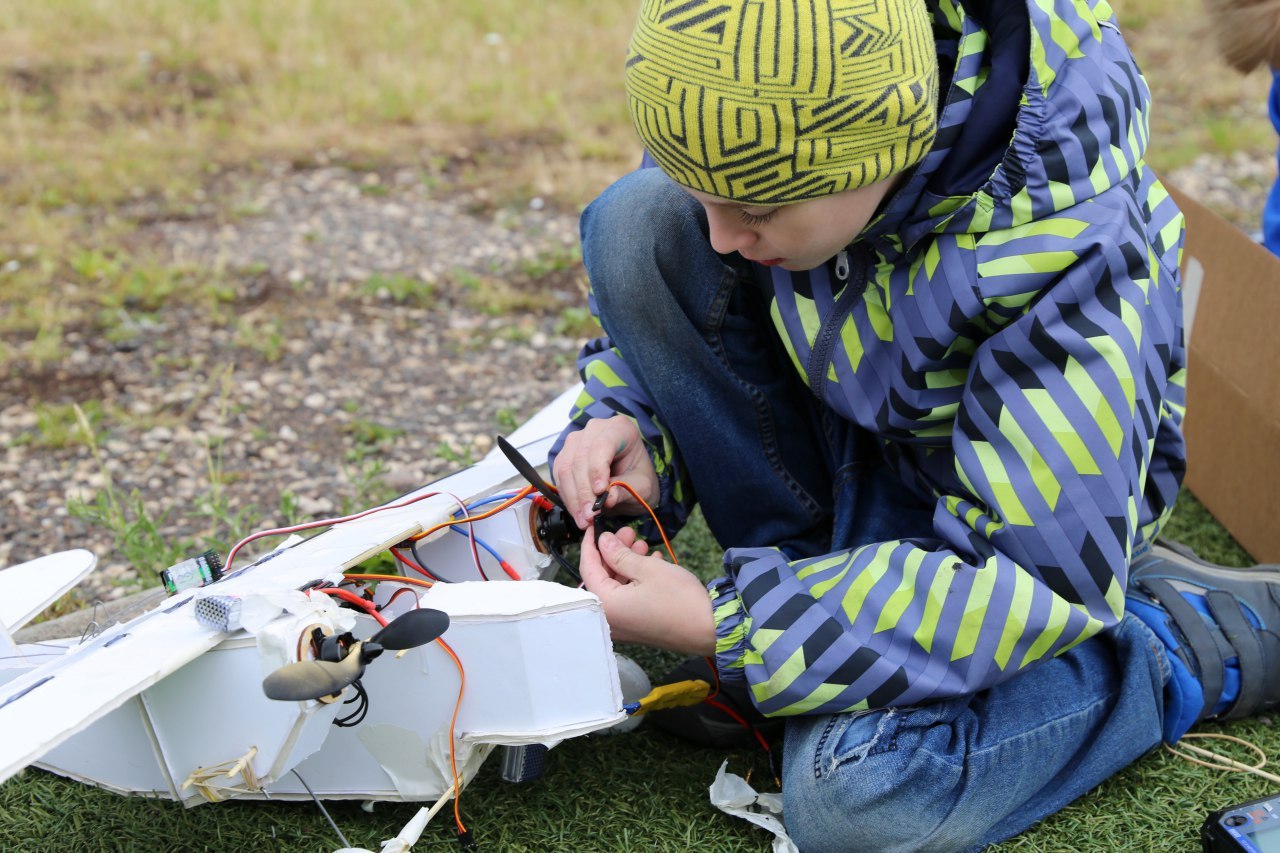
[705,209,757,256]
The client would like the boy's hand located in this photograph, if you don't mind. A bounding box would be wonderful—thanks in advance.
[579,526,715,656]
[553,416,660,529]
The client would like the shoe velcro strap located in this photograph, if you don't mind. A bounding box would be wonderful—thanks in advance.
[1138,577,1224,721]
[1263,632,1280,713]
[1205,590,1266,721]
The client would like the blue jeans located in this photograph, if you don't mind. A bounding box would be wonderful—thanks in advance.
[581,167,1170,851]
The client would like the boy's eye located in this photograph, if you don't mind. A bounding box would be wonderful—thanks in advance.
[738,208,776,227]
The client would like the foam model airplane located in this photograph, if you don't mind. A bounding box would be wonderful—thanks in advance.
[0,384,677,852]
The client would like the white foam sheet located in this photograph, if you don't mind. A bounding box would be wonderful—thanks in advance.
[36,696,174,798]
[251,581,622,802]
[0,549,97,632]
[0,609,227,787]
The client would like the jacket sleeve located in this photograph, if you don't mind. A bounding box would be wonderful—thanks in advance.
[547,292,696,534]
[710,205,1187,717]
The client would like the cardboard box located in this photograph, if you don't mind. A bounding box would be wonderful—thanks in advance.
[1168,185,1280,562]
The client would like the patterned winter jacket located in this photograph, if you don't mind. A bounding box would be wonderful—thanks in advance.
[553,0,1187,716]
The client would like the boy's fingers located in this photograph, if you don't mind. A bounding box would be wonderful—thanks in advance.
[578,530,619,592]
[599,532,653,580]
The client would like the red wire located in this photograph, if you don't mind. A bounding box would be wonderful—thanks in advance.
[702,696,773,756]
[313,587,388,627]
[225,489,448,572]
[448,492,490,581]
[391,547,439,581]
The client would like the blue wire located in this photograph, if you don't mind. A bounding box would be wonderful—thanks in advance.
[439,490,531,575]
[451,526,505,564]
[456,491,527,514]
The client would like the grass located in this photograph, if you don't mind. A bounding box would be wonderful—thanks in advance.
[5,497,1278,852]
[2,0,1279,849]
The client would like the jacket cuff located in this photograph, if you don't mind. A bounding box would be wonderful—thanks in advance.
[708,575,750,685]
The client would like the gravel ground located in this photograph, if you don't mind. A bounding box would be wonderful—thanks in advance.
[1,163,585,602]
[0,152,1272,606]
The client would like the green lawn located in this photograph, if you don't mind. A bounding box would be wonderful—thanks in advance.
[3,495,1277,851]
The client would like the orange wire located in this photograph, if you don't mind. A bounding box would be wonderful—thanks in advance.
[343,573,434,589]
[435,636,468,834]
[341,572,467,824]
[383,587,419,609]
[410,485,536,542]
[607,480,680,564]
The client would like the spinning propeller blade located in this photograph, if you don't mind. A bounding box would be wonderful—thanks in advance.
[262,608,450,702]
[497,435,565,510]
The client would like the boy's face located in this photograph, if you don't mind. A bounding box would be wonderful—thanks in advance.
[686,174,902,271]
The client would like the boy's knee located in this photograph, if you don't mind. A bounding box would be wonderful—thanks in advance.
[580,169,705,301]
[781,711,975,852]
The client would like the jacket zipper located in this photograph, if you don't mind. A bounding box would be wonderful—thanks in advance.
[805,246,868,402]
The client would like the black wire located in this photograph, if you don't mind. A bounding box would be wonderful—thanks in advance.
[411,540,458,583]
[291,769,350,848]
[549,546,581,583]
[333,680,370,727]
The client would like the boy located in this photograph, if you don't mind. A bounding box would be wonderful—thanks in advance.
[551,0,1280,848]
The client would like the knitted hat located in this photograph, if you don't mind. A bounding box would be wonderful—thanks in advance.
[625,0,939,205]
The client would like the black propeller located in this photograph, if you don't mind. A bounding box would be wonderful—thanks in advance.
[495,433,633,579]
[262,608,450,703]
[497,434,566,511]
[371,607,449,650]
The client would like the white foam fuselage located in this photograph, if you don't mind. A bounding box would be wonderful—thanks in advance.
[0,384,621,804]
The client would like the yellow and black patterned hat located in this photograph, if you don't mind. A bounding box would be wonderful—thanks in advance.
[625,0,938,204]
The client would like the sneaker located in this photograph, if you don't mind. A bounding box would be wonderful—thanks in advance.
[1128,540,1280,724]
[646,656,784,748]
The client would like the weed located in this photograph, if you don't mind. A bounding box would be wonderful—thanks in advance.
[234,317,285,362]
[454,270,543,315]
[341,458,395,515]
[343,417,404,463]
[27,322,68,366]
[495,407,520,432]
[554,306,601,339]
[68,488,192,581]
[435,441,474,467]
[64,404,193,579]
[230,202,267,219]
[276,491,303,528]
[9,401,108,450]
[517,245,581,279]
[70,249,123,283]
[361,273,435,306]
[101,307,162,347]
[187,368,261,555]
[118,265,183,311]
